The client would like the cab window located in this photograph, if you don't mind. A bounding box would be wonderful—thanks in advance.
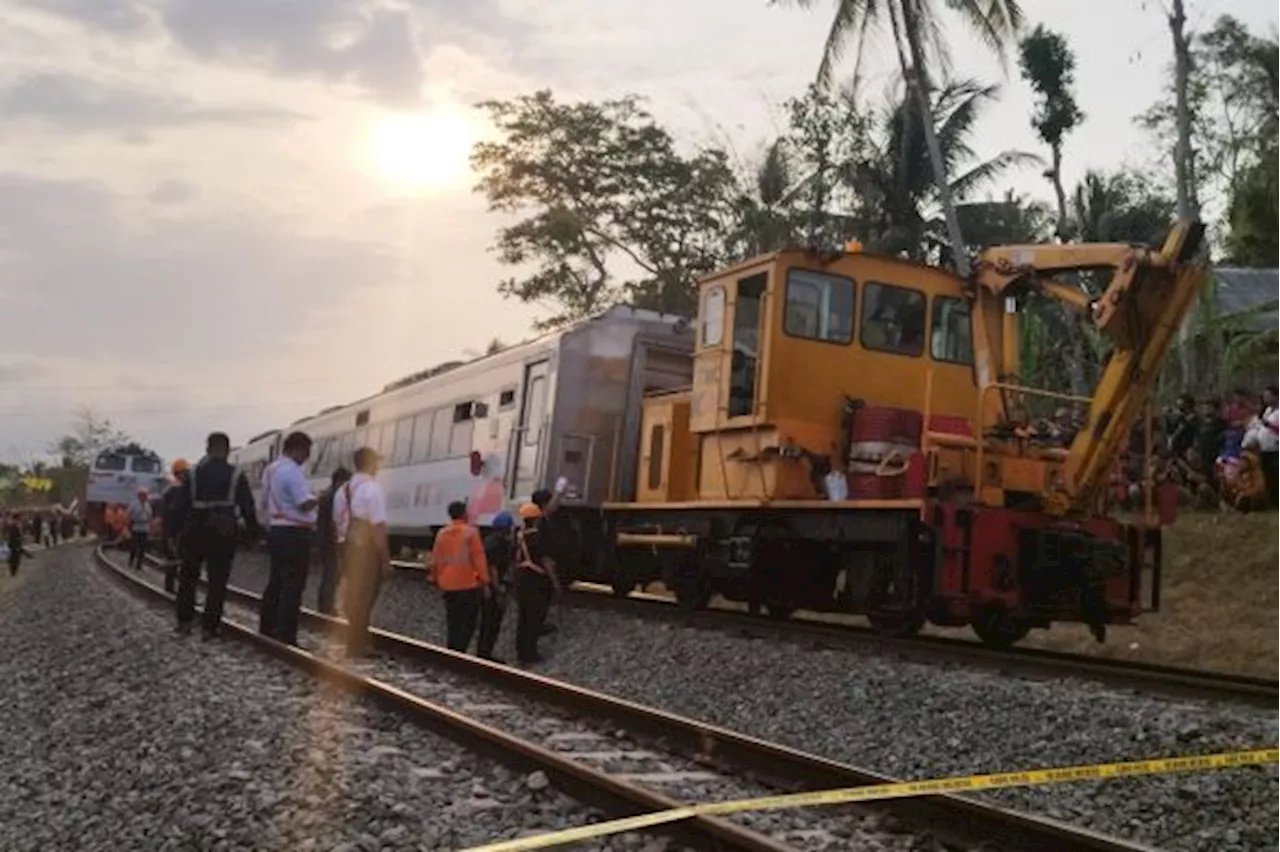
[861,282,926,356]
[94,453,126,471]
[784,269,854,344]
[130,456,161,474]
[701,285,726,347]
[930,296,974,365]
[728,273,766,418]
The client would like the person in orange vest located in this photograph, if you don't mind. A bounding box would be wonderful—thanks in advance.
[428,500,489,653]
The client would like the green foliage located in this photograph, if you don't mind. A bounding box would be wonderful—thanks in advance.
[1227,154,1279,266]
[1017,25,1084,150]
[1071,170,1176,245]
[472,91,740,328]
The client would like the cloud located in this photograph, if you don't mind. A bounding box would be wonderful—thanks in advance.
[0,72,308,132]
[15,0,151,35]
[159,0,426,105]
[147,179,196,205]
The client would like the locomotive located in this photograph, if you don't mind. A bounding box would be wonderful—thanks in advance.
[232,222,1206,647]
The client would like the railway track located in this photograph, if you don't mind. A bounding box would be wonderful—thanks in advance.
[398,564,1272,709]
[102,545,1162,852]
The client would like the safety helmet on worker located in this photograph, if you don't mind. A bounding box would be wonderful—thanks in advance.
[518,502,542,521]
[491,510,515,529]
[171,458,190,475]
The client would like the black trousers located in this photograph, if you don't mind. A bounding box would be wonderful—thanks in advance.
[316,545,340,615]
[443,588,481,652]
[260,526,311,645]
[164,548,179,593]
[515,570,553,663]
[129,532,148,568]
[476,586,506,659]
[177,526,236,633]
[1262,451,1279,509]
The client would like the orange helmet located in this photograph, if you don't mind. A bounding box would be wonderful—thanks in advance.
[517,502,542,521]
[171,458,190,475]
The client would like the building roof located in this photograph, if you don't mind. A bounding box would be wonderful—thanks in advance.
[1211,267,1278,331]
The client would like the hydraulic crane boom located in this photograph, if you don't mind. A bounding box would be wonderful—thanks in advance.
[968,220,1208,515]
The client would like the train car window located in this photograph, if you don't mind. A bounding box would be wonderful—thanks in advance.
[647,424,665,490]
[94,453,127,471]
[701,285,726,347]
[355,410,370,427]
[130,456,162,474]
[784,269,854,344]
[473,401,489,419]
[453,402,474,423]
[861,282,926,357]
[449,417,474,458]
[409,411,434,464]
[498,389,516,409]
[391,416,414,466]
[337,431,355,471]
[728,273,766,418]
[930,296,974,365]
[310,437,333,477]
[429,409,451,459]
[525,376,547,446]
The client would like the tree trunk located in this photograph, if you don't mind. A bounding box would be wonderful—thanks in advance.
[898,3,969,277]
[1050,144,1069,239]
[1168,0,1201,391]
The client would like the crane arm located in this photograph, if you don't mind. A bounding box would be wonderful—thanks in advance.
[970,220,1208,514]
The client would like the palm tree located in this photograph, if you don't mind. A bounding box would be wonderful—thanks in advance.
[773,0,1024,275]
[847,77,1040,259]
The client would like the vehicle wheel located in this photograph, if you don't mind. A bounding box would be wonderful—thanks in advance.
[971,609,1030,648]
[764,601,796,620]
[868,608,925,637]
[610,570,634,598]
[673,574,711,611]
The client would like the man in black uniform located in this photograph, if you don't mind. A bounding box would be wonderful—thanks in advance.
[171,432,262,639]
[315,466,351,615]
[477,510,515,662]
[513,502,560,665]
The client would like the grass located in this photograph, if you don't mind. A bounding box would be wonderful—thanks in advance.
[637,513,1279,678]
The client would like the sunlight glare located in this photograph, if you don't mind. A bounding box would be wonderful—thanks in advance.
[369,109,474,189]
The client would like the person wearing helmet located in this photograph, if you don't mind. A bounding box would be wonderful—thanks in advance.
[160,458,192,592]
[476,510,516,662]
[513,501,560,665]
[127,486,154,570]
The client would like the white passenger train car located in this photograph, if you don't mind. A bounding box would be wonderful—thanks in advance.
[231,306,694,544]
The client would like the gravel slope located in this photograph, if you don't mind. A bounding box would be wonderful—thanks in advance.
[0,548,658,852]
[206,548,1279,852]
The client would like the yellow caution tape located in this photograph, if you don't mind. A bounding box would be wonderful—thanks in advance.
[461,748,1278,852]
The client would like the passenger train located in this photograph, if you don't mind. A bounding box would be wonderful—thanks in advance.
[230,305,694,550]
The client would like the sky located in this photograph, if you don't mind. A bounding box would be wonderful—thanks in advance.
[0,0,1274,465]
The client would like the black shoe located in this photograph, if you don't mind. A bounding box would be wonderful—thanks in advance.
[517,654,546,666]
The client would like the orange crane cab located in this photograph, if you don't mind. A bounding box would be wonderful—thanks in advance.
[595,222,1207,647]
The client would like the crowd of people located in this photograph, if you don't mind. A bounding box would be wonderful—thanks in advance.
[1115,385,1279,513]
[153,430,564,666]
[1,509,81,576]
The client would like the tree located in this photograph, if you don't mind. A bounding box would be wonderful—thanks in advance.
[472,91,740,328]
[1071,170,1176,245]
[774,0,1025,275]
[48,409,132,470]
[845,76,1040,260]
[1166,0,1200,223]
[1018,25,1084,236]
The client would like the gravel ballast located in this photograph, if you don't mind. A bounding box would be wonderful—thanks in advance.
[202,549,1280,852]
[0,549,647,852]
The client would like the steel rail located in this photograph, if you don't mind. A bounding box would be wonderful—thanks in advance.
[549,583,1278,708]
[98,547,793,852]
[125,547,1154,852]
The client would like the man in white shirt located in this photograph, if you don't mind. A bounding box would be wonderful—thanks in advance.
[127,487,153,570]
[258,431,318,646]
[332,446,391,655]
[1260,385,1279,508]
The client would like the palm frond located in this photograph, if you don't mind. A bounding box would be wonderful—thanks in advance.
[949,149,1043,198]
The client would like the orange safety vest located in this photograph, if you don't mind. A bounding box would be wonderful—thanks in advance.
[431,521,489,591]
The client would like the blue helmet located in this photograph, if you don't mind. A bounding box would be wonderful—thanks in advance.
[491,510,515,529]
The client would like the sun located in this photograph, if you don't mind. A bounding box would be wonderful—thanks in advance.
[369,109,474,189]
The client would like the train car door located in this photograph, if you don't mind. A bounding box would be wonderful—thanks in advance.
[510,359,550,498]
